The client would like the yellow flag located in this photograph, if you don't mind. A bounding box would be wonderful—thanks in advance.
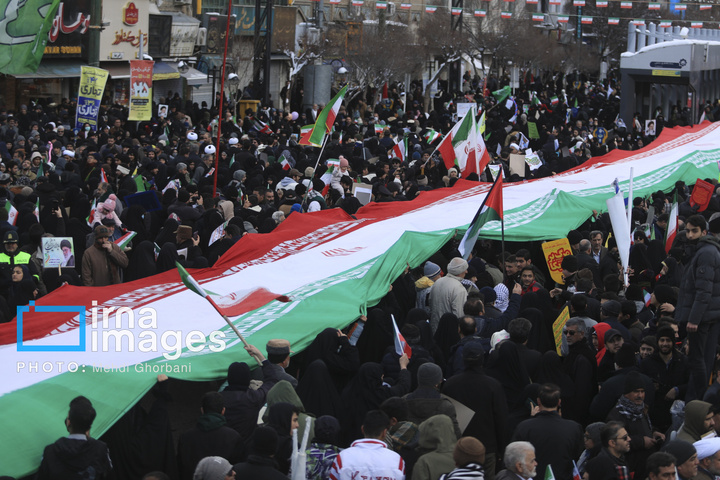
[542,238,573,285]
[552,306,570,355]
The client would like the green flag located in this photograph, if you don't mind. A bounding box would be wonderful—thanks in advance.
[176,261,208,298]
[0,0,61,75]
[492,85,511,103]
[528,122,540,139]
[544,465,556,480]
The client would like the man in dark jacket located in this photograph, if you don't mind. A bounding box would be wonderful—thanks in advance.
[511,383,584,480]
[585,421,631,480]
[177,391,243,480]
[442,340,508,480]
[562,318,598,425]
[675,214,720,400]
[36,396,112,480]
[232,426,287,479]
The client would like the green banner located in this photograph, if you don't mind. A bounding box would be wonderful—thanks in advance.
[0,0,61,75]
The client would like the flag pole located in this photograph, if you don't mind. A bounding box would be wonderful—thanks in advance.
[203,295,262,366]
[302,133,330,209]
[212,0,233,198]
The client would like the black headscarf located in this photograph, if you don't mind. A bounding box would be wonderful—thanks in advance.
[340,362,393,446]
[356,308,394,364]
[433,313,460,362]
[486,341,531,411]
[296,359,342,419]
[521,307,555,353]
[124,240,157,282]
[156,243,179,273]
[155,218,179,247]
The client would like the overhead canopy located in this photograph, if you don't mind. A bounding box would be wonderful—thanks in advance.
[2,122,720,478]
[13,61,85,79]
[100,61,180,81]
[165,61,208,85]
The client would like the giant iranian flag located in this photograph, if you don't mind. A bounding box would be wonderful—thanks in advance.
[3,123,720,477]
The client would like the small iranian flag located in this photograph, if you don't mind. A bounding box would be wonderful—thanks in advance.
[374,125,385,134]
[154,242,161,260]
[674,3,686,8]
[425,6,437,12]
[329,0,341,4]
[549,0,561,5]
[320,159,341,196]
[550,96,559,105]
[581,16,593,23]
[659,20,671,27]
[391,315,412,358]
[204,167,216,178]
[608,17,620,24]
[475,9,487,15]
[451,7,462,14]
[501,11,512,18]
[4,201,17,226]
[643,289,652,307]
[424,129,442,143]
[532,13,544,20]
[100,168,108,184]
[401,2,412,8]
[596,0,608,6]
[632,19,645,25]
[114,231,137,249]
[691,21,703,27]
[176,262,209,298]
[392,136,407,161]
[648,2,660,8]
[574,0,586,5]
[307,85,348,147]
[557,15,569,22]
[86,198,97,227]
[34,198,39,222]
[572,461,582,480]
[352,0,363,6]
[376,1,387,9]
[526,0,538,4]
[299,125,316,146]
[280,155,291,170]
[544,465,556,480]
[458,174,503,259]
[620,1,632,6]
[666,194,678,253]
[700,4,711,9]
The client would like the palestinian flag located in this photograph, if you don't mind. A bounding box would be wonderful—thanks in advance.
[451,7,462,14]
[401,3,412,8]
[252,118,272,135]
[674,2,686,8]
[700,4,712,9]
[608,17,620,24]
[648,2,660,7]
[691,21,703,28]
[557,15,569,22]
[532,13,544,20]
[391,315,412,358]
[475,9,487,15]
[307,85,348,147]
[376,1,387,9]
[620,1,632,7]
[665,194,678,253]
[425,6,437,12]
[581,16,593,24]
[596,0,608,5]
[114,231,137,249]
[424,129,442,143]
[4,201,17,226]
[320,159,340,196]
[458,173,503,259]
[659,20,671,27]
[392,136,407,161]
[501,11,512,18]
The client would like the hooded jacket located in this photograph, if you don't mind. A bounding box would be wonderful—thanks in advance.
[675,235,720,325]
[36,435,112,480]
[412,414,458,480]
[677,400,713,443]
[263,380,315,443]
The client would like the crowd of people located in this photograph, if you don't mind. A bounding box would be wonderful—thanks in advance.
[4,70,720,480]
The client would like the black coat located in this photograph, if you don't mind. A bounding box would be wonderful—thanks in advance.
[675,236,720,325]
[511,411,584,480]
[442,366,508,454]
[36,436,112,480]
[176,413,243,480]
[640,351,690,430]
[233,455,288,480]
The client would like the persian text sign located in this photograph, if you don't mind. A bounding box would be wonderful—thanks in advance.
[75,66,108,130]
[542,238,572,285]
[128,60,153,121]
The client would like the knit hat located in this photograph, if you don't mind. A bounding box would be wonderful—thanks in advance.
[305,166,315,178]
[233,169,246,182]
[561,255,578,272]
[227,362,250,387]
[313,415,341,445]
[661,440,697,467]
[193,456,232,480]
[340,157,349,168]
[656,326,676,342]
[453,437,486,467]
[601,300,622,317]
[652,285,677,305]
[586,422,605,446]
[623,371,645,394]
[693,437,720,461]
[424,261,442,278]
[567,230,583,245]
[252,426,279,456]
[417,363,443,388]
[447,257,468,276]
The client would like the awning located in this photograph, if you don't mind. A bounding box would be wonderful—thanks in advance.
[13,61,85,79]
[165,61,208,86]
[99,61,180,81]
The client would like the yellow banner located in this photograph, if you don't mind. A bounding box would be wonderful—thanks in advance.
[75,66,109,130]
[128,60,153,121]
[552,306,570,355]
[542,238,572,285]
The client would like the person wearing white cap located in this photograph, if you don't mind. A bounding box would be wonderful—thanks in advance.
[193,456,234,480]
[694,437,720,480]
[429,257,468,334]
